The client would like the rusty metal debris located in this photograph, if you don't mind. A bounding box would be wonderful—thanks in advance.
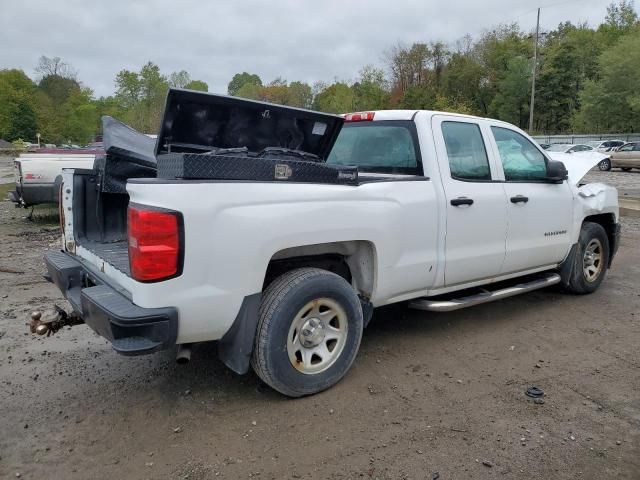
[29,306,83,336]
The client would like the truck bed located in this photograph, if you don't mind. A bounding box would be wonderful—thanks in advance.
[80,240,130,276]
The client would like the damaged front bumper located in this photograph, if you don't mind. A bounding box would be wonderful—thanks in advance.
[43,250,178,355]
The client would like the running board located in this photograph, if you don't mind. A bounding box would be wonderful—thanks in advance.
[409,273,561,312]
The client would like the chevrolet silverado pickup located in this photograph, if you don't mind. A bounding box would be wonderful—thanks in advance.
[41,89,620,397]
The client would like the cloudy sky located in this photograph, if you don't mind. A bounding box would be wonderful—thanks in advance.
[1,0,613,97]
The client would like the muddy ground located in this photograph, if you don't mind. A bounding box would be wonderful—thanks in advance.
[0,163,639,479]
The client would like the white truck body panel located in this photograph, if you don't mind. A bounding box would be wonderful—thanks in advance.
[17,154,96,184]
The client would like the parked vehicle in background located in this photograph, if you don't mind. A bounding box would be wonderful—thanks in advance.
[9,151,100,207]
[538,142,551,150]
[609,142,640,171]
[40,90,620,397]
[546,144,613,171]
[586,140,626,152]
[546,143,594,153]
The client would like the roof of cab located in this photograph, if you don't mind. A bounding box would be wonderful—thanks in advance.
[362,109,498,124]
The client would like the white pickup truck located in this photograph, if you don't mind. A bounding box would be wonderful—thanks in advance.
[42,89,620,397]
[9,152,97,206]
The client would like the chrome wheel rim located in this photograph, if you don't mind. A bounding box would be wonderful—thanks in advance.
[599,160,609,171]
[287,298,348,375]
[583,238,603,283]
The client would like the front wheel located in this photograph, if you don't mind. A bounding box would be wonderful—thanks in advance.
[598,158,611,171]
[564,222,610,294]
[251,268,363,397]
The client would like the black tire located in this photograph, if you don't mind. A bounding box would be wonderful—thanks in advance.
[565,222,609,294]
[251,268,363,397]
[598,158,611,171]
[621,167,632,171]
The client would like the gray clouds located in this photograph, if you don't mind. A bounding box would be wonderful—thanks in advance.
[0,0,610,96]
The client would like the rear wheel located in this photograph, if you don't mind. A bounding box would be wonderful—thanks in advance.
[251,268,363,397]
[565,222,609,294]
[598,158,611,171]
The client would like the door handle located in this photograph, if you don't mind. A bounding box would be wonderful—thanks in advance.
[510,195,529,204]
[450,197,474,206]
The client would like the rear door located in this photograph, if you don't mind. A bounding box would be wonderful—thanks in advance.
[487,125,573,274]
[432,116,507,286]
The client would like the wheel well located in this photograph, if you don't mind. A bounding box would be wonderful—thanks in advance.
[584,213,617,255]
[264,241,376,299]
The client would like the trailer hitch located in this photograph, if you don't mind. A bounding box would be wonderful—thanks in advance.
[29,306,84,336]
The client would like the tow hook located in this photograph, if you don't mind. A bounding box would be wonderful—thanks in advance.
[29,306,84,336]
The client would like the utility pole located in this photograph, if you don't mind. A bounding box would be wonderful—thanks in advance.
[529,7,540,133]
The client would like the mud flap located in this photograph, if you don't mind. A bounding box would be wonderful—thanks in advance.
[558,243,578,288]
[218,293,262,375]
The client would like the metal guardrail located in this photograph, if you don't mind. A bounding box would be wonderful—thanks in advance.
[532,134,640,144]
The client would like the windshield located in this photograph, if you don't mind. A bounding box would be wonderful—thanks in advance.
[326,121,421,175]
[547,144,571,152]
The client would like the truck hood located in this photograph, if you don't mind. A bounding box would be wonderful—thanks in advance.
[547,151,609,185]
[155,88,344,160]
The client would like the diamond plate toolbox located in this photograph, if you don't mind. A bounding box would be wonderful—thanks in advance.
[156,153,359,186]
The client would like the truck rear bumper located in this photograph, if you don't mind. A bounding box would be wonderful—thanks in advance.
[44,250,178,355]
[10,183,59,206]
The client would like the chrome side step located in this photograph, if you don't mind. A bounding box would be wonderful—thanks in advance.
[409,272,561,312]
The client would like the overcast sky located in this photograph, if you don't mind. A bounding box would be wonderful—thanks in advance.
[1,0,614,97]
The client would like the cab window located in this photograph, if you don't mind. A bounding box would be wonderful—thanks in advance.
[441,121,491,181]
[326,121,420,175]
[491,127,547,181]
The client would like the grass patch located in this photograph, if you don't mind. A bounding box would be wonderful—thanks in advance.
[0,182,13,200]
[29,205,60,224]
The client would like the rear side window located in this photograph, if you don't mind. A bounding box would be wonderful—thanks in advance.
[326,121,420,174]
[441,121,491,181]
[491,126,547,181]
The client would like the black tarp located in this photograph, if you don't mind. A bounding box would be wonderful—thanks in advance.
[97,116,157,193]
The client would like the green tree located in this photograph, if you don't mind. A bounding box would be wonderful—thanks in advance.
[114,62,168,132]
[60,88,99,143]
[313,82,354,113]
[575,29,640,132]
[0,69,37,141]
[38,75,81,105]
[7,98,37,141]
[287,81,313,108]
[169,70,191,88]
[184,79,208,91]
[352,65,389,110]
[228,72,262,96]
[235,82,261,100]
[488,56,530,127]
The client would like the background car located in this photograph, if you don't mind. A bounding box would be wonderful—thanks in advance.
[546,143,613,171]
[547,143,595,153]
[586,140,626,152]
[609,142,640,171]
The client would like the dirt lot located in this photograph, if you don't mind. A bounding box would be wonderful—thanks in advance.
[0,164,639,479]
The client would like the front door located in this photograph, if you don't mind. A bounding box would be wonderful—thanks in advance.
[487,125,573,274]
[432,116,508,286]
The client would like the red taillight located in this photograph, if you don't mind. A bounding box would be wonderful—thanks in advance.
[344,111,375,122]
[128,205,182,282]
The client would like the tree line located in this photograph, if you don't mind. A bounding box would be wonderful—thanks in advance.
[0,1,638,145]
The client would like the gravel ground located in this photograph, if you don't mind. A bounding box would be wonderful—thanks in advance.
[0,155,15,184]
[0,179,639,478]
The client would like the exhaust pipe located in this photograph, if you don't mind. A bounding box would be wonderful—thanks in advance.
[176,344,192,364]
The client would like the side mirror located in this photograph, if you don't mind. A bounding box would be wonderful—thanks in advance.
[546,160,568,183]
